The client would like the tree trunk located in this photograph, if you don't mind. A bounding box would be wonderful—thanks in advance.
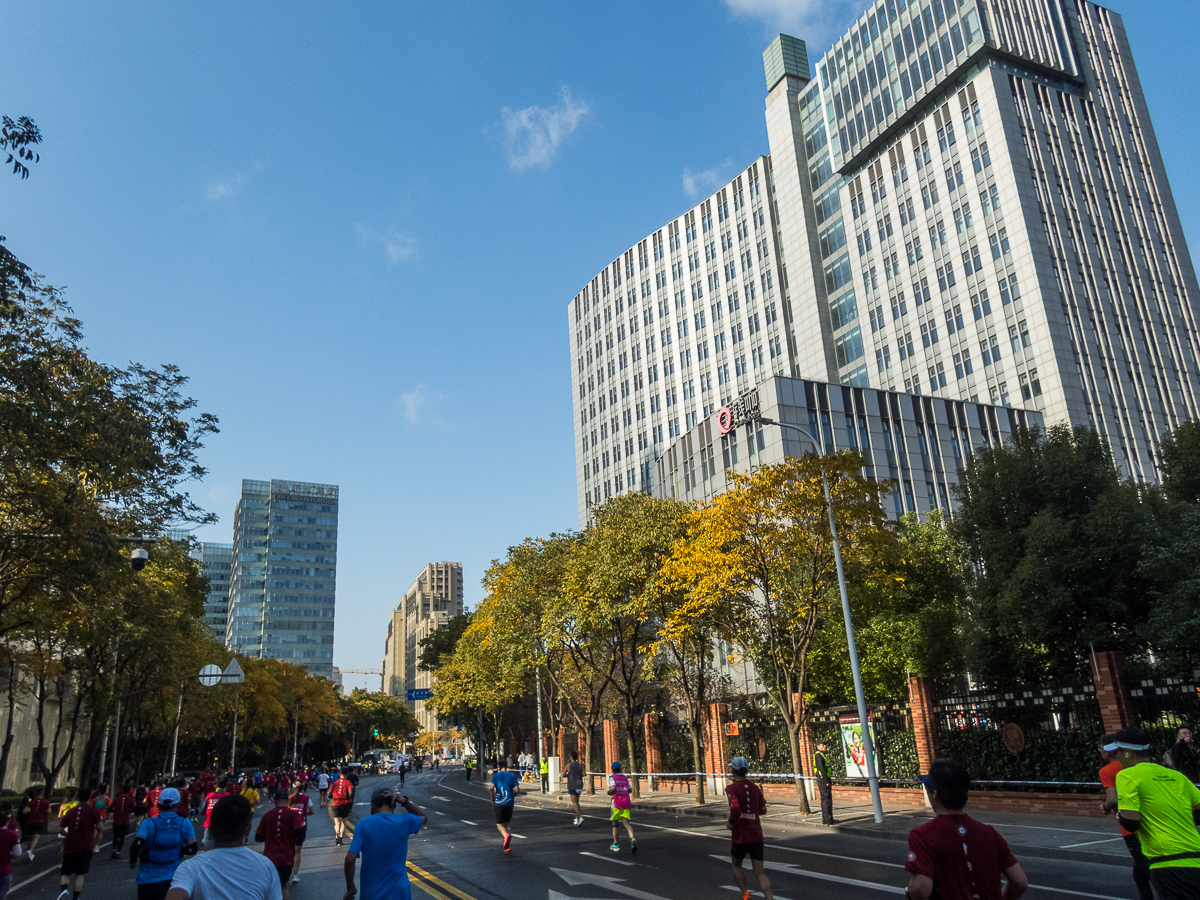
[583,729,595,795]
[623,720,640,800]
[786,722,811,815]
[0,655,19,788]
[689,719,706,806]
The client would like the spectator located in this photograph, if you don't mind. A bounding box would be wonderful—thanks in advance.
[1114,726,1200,900]
[166,795,280,900]
[905,759,1028,900]
[1170,727,1200,785]
[343,788,426,900]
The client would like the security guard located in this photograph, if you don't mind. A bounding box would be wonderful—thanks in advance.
[540,756,549,793]
[814,742,835,825]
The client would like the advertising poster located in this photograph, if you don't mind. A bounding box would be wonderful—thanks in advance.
[839,721,880,779]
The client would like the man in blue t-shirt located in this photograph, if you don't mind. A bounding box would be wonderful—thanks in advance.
[343,788,426,900]
[129,788,197,899]
[489,759,521,853]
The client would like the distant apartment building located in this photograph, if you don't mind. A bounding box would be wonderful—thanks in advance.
[191,542,232,636]
[569,1,1200,524]
[226,479,339,680]
[382,562,464,733]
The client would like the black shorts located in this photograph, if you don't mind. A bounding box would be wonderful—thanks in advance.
[331,803,352,819]
[137,882,172,900]
[61,850,94,875]
[274,864,293,888]
[731,841,764,862]
[294,827,307,845]
[494,805,514,825]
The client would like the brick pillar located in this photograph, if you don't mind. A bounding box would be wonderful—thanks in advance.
[603,719,620,771]
[644,713,662,789]
[703,703,730,775]
[907,675,940,776]
[1092,650,1135,733]
[556,727,567,762]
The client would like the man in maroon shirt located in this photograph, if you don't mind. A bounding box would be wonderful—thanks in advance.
[21,787,50,861]
[108,786,136,859]
[905,759,1029,900]
[59,787,104,900]
[254,791,301,900]
[725,757,773,900]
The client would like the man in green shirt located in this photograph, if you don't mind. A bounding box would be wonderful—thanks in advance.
[1113,726,1200,900]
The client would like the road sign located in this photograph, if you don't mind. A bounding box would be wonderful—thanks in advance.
[222,658,245,684]
[198,664,222,687]
[407,688,433,701]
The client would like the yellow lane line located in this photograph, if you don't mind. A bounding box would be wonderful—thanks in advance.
[407,861,478,900]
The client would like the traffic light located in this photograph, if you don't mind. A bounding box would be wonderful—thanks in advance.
[373,728,379,737]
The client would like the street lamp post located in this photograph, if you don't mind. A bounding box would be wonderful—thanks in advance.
[757,415,885,825]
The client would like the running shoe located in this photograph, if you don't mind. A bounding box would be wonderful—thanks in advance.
[574,817,583,827]
[609,842,620,852]
[110,850,120,859]
[742,892,751,900]
[26,850,33,861]
[291,875,300,884]
[56,891,69,900]
[630,838,637,854]
[502,834,511,853]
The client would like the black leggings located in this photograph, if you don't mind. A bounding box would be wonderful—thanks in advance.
[112,824,130,853]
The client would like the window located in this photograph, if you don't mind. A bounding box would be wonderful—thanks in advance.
[945,304,964,334]
[954,347,973,377]
[980,141,991,167]
[898,331,915,360]
[891,292,908,320]
[999,227,1010,255]
[913,277,931,306]
[1000,274,1021,305]
[877,344,892,371]
[971,146,983,173]
[970,290,991,319]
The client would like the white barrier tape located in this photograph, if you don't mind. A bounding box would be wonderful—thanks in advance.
[583,771,1104,787]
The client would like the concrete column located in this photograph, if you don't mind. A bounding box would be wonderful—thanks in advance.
[644,713,663,790]
[703,703,730,794]
[1092,650,1135,734]
[907,675,940,776]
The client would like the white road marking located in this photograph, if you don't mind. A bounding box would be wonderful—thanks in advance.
[1059,836,1124,848]
[432,810,446,816]
[460,820,478,826]
[433,796,452,802]
[709,855,903,894]
[579,850,637,866]
[11,840,113,892]
[551,868,674,900]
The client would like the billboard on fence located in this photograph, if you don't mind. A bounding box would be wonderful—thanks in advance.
[839,720,879,779]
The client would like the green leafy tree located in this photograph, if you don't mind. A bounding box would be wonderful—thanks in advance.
[1158,420,1200,505]
[417,613,473,673]
[1,116,40,178]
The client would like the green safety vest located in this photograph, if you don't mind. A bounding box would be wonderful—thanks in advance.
[814,750,830,778]
[540,760,548,774]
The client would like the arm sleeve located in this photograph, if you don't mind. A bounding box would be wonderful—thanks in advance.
[905,831,936,878]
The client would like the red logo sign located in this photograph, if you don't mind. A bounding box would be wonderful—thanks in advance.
[717,407,735,433]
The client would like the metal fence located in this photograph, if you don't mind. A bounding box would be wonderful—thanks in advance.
[935,684,1100,733]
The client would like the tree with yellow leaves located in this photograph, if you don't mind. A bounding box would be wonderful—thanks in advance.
[666,451,892,813]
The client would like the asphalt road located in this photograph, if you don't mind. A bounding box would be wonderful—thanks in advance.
[7,770,1141,899]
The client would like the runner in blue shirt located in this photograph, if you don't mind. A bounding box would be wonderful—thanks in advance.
[489,759,521,853]
[343,788,426,900]
[129,788,197,899]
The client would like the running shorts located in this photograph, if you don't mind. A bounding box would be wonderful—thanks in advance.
[610,808,631,822]
[274,865,293,889]
[61,850,94,875]
[494,805,514,825]
[731,840,764,862]
[331,803,352,819]
[294,827,307,845]
[569,788,582,796]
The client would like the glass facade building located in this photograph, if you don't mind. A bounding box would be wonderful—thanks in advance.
[225,479,338,680]
[191,542,232,636]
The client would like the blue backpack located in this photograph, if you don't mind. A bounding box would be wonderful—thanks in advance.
[139,814,184,866]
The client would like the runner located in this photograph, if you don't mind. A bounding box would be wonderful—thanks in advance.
[201,778,230,849]
[329,767,354,847]
[288,784,314,885]
[147,782,163,819]
[187,779,204,820]
[1099,734,1153,900]
[465,758,472,782]
[344,788,426,900]
[130,787,197,900]
[133,784,148,828]
[20,787,50,861]
[109,786,136,859]
[243,779,260,813]
[89,784,110,852]
[254,792,301,900]
[567,752,585,826]
[725,757,773,900]
[904,758,1029,900]
[0,803,18,900]
[57,787,103,900]
[489,758,520,853]
[168,795,281,900]
[606,762,636,853]
[317,770,329,809]
[1113,725,1200,899]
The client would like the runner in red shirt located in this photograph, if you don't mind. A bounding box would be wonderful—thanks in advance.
[187,778,204,818]
[254,791,301,899]
[329,767,354,846]
[20,787,50,861]
[906,759,1029,900]
[0,802,20,895]
[201,778,229,848]
[108,786,136,859]
[288,784,315,885]
[146,782,163,818]
[725,757,773,900]
[59,788,103,900]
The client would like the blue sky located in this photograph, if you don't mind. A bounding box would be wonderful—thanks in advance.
[3,0,1197,691]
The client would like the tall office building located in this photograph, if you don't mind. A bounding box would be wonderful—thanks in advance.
[568,1,1200,521]
[382,562,464,733]
[192,542,232,636]
[226,479,339,680]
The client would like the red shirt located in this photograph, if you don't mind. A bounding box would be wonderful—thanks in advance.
[109,793,135,827]
[147,787,162,818]
[330,778,353,804]
[189,782,204,804]
[60,803,102,853]
[725,779,767,843]
[25,798,50,826]
[203,792,228,828]
[905,813,1018,900]
[1099,760,1131,836]
[254,806,299,868]
[289,795,314,828]
[0,827,17,878]
[264,774,276,789]
[227,781,243,795]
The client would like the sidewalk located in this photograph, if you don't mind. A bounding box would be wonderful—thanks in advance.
[488,775,1130,868]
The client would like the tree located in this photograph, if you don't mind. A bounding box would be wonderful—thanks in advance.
[667,452,892,813]
[417,613,472,672]
[953,425,1154,687]
[1158,420,1200,505]
[1,116,40,178]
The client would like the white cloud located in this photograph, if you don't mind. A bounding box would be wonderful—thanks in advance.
[398,383,442,426]
[722,0,861,43]
[205,173,245,200]
[682,161,731,198]
[498,87,589,171]
[356,224,416,263]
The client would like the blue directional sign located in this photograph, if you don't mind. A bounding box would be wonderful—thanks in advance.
[407,688,434,701]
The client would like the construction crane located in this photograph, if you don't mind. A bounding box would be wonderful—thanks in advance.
[336,668,384,692]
